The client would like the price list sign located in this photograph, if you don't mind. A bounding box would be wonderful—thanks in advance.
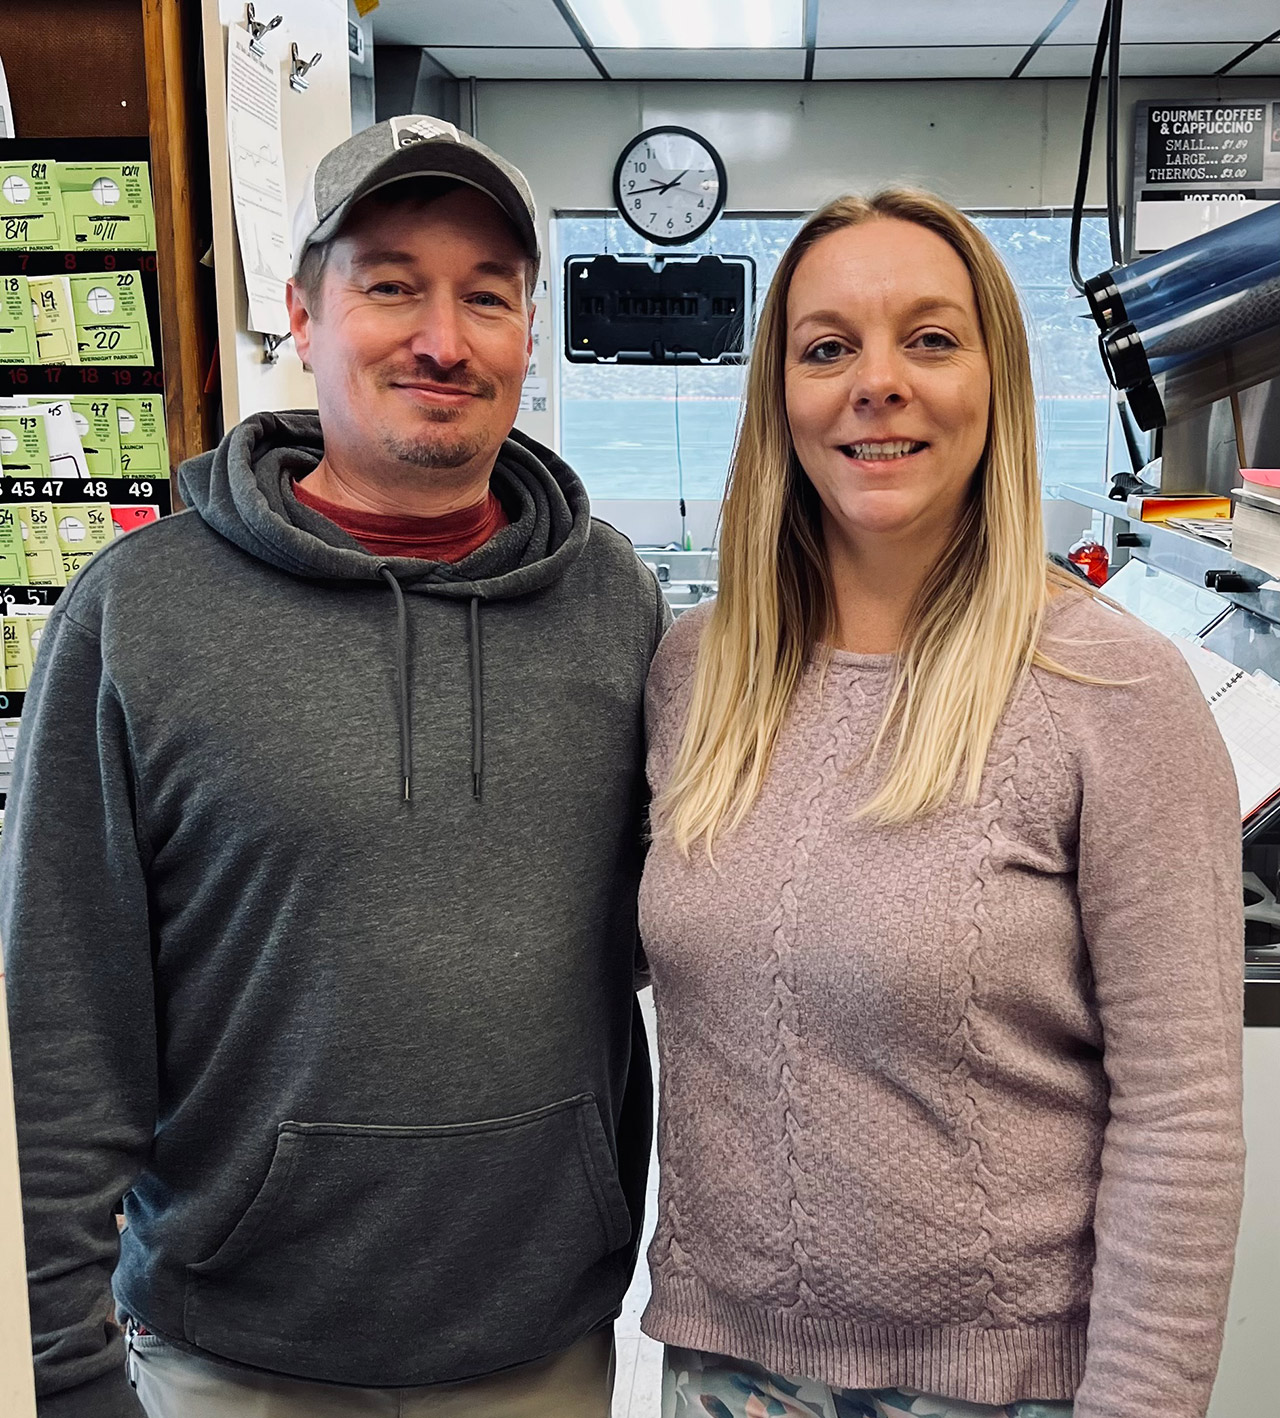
[1145,103,1267,186]
[1132,99,1280,254]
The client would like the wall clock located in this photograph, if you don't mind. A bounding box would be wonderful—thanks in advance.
[612,126,727,246]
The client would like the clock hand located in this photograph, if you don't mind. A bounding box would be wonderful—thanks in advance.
[626,183,670,196]
[658,170,689,193]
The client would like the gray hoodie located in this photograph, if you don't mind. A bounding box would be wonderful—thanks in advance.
[0,411,668,1417]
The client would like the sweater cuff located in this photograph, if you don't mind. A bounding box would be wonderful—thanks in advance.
[38,1367,146,1418]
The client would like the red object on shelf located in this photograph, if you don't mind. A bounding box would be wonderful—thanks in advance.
[1067,535,1110,587]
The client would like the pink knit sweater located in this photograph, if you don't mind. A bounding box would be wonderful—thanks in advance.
[639,590,1244,1418]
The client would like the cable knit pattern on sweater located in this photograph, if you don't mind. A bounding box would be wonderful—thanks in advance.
[638,591,1244,1418]
[765,698,860,1314]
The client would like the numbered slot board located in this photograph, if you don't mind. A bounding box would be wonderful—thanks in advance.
[0,252,163,387]
[0,139,165,398]
[0,138,171,727]
[0,468,171,715]
[1,266,156,367]
[0,158,155,251]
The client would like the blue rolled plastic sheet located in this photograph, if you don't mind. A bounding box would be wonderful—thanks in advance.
[1123,324,1280,431]
[1086,203,1280,332]
[1135,265,1280,376]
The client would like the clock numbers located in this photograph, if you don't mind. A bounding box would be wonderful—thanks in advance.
[613,126,726,247]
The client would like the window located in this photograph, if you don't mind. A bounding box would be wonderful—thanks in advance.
[556,211,1113,504]
[970,213,1113,490]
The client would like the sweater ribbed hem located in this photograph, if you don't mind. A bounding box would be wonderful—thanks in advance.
[642,1278,1087,1404]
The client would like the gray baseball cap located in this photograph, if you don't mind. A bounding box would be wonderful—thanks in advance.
[291,115,539,276]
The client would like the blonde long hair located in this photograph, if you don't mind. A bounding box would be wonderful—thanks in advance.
[658,189,1086,856]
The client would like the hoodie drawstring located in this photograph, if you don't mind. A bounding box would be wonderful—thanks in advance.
[378,567,485,804]
[467,596,484,801]
[379,566,414,802]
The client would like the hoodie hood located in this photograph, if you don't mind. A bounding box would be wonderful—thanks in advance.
[177,409,591,601]
[178,411,595,803]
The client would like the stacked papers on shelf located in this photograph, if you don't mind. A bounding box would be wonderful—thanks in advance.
[1166,517,1233,547]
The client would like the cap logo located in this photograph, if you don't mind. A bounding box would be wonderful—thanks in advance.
[390,116,461,149]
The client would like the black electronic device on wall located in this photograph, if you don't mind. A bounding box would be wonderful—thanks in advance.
[564,253,754,364]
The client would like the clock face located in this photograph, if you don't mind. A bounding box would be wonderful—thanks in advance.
[612,126,727,246]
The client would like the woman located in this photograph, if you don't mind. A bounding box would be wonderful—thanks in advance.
[639,190,1244,1418]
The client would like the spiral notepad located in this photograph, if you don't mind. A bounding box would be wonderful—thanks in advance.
[1207,668,1246,704]
[1174,638,1280,820]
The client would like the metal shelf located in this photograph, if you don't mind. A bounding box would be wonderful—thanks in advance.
[1044,482,1126,523]
[637,549,718,617]
[1049,482,1280,628]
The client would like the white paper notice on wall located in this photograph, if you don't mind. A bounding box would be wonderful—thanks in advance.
[519,378,548,415]
[0,51,14,139]
[226,25,291,335]
[522,284,550,393]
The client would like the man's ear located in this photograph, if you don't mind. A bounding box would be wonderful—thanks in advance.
[286,278,314,369]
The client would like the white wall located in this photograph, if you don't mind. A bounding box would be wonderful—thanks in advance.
[471,75,1273,544]
[202,0,353,426]
[480,72,1276,281]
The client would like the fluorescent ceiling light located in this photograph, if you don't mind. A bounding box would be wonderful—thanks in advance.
[570,0,803,49]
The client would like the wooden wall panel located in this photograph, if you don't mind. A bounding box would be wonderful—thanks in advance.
[0,0,149,138]
[143,0,216,468]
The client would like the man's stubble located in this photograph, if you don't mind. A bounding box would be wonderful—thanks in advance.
[376,362,499,471]
[381,406,487,471]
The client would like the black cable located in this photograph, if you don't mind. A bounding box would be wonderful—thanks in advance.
[1069,0,1113,294]
[1105,0,1124,266]
[674,361,687,549]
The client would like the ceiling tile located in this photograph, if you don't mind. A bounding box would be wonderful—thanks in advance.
[572,0,804,49]
[372,0,577,48]
[423,48,602,80]
[1225,44,1280,76]
[602,48,807,79]
[1052,0,1277,45]
[1023,42,1252,77]
[812,47,1027,80]
[816,2,1062,48]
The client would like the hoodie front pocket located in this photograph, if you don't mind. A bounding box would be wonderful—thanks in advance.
[184,1093,632,1386]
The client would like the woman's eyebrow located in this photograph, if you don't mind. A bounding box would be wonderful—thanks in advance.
[791,297,970,331]
[791,309,849,331]
[902,296,969,319]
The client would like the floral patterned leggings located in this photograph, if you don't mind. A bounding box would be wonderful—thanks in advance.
[662,1348,1075,1418]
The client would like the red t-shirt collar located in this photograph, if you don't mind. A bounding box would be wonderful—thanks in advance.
[292,480,509,564]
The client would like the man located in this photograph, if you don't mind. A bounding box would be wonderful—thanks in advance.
[1,118,668,1417]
